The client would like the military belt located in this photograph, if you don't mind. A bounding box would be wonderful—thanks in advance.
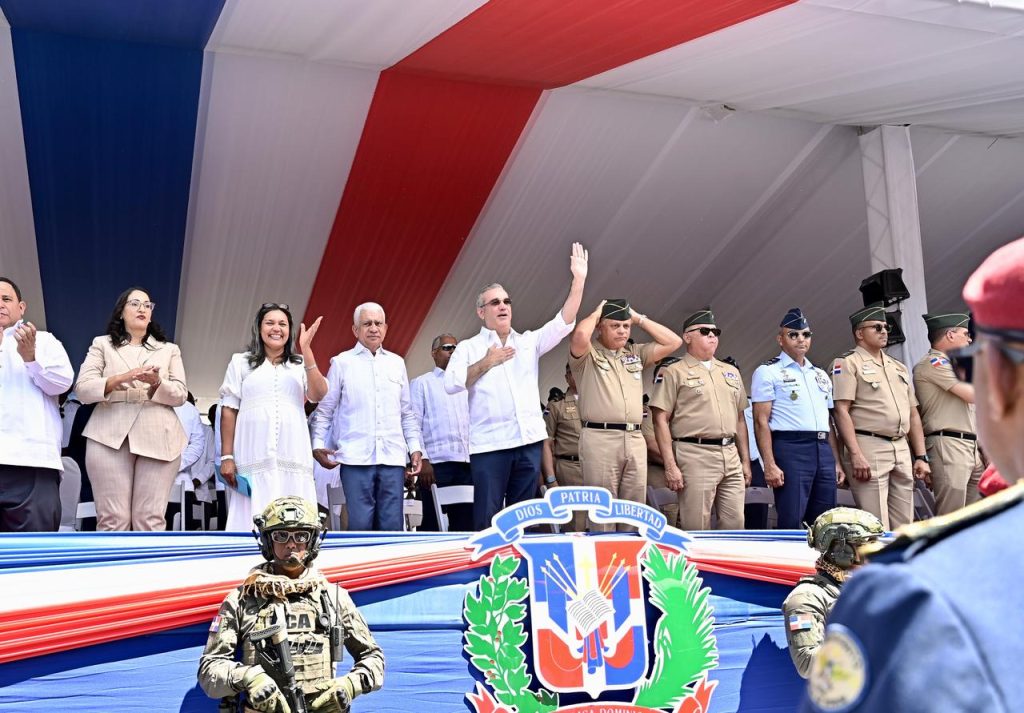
[854,429,903,442]
[672,436,735,447]
[556,454,580,462]
[926,430,976,441]
[582,421,641,432]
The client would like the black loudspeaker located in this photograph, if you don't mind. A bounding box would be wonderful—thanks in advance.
[885,310,906,347]
[859,269,910,307]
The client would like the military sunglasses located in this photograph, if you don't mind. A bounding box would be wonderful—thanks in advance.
[269,529,313,544]
[948,328,1024,383]
[686,327,722,337]
[786,330,814,339]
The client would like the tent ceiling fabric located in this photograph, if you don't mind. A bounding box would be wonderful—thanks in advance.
[0,0,1021,403]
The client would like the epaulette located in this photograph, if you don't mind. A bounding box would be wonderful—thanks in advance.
[838,349,855,359]
[761,357,780,366]
[862,482,1024,562]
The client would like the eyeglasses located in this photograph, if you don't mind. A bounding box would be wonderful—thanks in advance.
[787,330,813,340]
[436,344,457,352]
[482,298,512,308]
[686,327,722,337]
[269,529,313,544]
[262,302,290,311]
[858,323,889,333]
[126,299,155,311]
[948,330,1024,383]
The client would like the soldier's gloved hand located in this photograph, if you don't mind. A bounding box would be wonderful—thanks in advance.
[310,676,356,712]
[240,668,292,713]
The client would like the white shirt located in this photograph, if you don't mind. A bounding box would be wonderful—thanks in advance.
[311,342,422,467]
[445,311,574,454]
[0,325,75,470]
[410,367,470,464]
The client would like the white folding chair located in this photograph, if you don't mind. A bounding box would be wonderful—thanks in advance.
[58,457,82,532]
[430,484,474,533]
[75,501,96,531]
[326,485,346,531]
[744,486,777,529]
[404,498,423,531]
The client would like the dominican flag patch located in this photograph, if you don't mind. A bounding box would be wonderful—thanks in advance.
[930,356,950,368]
[209,615,221,633]
[832,361,843,375]
[789,613,814,632]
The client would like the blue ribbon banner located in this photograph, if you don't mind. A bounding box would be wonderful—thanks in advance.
[469,486,691,558]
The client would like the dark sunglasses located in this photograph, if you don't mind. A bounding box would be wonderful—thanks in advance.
[269,529,313,544]
[483,298,512,308]
[262,302,290,311]
[436,344,457,352]
[859,323,889,333]
[787,330,813,339]
[686,327,722,337]
[948,331,1024,383]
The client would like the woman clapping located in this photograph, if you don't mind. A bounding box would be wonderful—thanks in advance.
[218,303,327,530]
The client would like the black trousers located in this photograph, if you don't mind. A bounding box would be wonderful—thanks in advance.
[0,464,61,532]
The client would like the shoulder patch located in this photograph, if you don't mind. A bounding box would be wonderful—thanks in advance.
[808,624,868,712]
[542,407,551,416]
[872,482,1024,562]
[762,357,780,366]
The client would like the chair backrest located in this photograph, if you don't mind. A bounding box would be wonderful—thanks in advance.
[59,457,82,530]
[326,486,345,531]
[646,485,676,509]
[744,486,775,506]
[913,480,936,521]
[404,498,423,531]
[430,484,474,532]
[836,488,857,508]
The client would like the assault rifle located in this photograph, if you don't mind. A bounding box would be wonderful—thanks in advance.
[250,623,309,713]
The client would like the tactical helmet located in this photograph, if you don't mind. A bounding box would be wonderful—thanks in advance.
[252,496,325,566]
[807,507,884,569]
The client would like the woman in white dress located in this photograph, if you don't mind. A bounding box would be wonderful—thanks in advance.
[218,303,328,531]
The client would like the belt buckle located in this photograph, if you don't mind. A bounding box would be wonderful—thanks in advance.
[817,432,828,441]
[626,423,639,432]
[891,434,902,442]
[128,389,145,404]
[722,436,735,446]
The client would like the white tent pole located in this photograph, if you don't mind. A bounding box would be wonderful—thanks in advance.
[858,125,929,365]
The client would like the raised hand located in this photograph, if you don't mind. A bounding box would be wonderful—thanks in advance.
[298,316,323,352]
[569,242,589,282]
[13,321,36,362]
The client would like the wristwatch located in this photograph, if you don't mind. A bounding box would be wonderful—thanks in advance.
[544,474,557,485]
[913,454,930,464]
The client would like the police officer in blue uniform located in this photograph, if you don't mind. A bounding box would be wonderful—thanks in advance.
[751,308,845,529]
[803,237,1024,712]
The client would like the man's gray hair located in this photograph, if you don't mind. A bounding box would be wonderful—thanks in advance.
[353,301,386,327]
[476,283,506,308]
[431,333,457,350]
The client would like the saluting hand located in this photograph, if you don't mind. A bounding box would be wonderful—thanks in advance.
[13,321,36,363]
[569,242,589,281]
[298,316,323,352]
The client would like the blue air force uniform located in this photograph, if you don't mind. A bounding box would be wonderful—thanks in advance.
[803,483,1024,712]
[751,308,836,529]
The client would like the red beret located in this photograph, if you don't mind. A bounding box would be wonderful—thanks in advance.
[963,236,1024,331]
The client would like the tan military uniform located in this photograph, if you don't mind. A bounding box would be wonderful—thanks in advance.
[648,353,747,531]
[544,392,585,531]
[782,572,841,679]
[641,408,678,527]
[570,341,656,532]
[832,346,917,529]
[913,348,983,514]
[199,563,384,711]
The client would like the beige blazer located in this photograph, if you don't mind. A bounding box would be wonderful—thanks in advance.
[76,336,188,461]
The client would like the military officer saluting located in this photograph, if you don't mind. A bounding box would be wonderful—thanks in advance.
[650,308,752,531]
[569,299,681,531]
[199,496,384,712]
[782,507,883,678]
[752,308,845,529]
[831,303,930,530]
[912,312,983,514]
[541,363,585,531]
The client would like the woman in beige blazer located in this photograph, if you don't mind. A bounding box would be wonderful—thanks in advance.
[76,287,187,530]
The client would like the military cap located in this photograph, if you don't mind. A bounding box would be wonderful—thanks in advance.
[683,307,716,330]
[780,307,809,329]
[600,298,631,321]
[963,236,1024,332]
[922,312,970,331]
[849,302,887,328]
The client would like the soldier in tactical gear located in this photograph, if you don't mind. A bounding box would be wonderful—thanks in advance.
[781,507,883,678]
[198,496,384,712]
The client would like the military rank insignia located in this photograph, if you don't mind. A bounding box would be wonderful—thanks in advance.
[464,487,718,713]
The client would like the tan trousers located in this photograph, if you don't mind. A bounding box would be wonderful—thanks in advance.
[579,429,647,532]
[646,461,679,528]
[845,434,913,531]
[553,458,587,531]
[86,439,181,531]
[926,435,984,515]
[673,442,745,531]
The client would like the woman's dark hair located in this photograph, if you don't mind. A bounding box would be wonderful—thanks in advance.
[105,286,168,348]
[246,303,301,369]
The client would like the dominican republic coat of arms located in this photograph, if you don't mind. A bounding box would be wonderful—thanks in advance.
[464,486,719,713]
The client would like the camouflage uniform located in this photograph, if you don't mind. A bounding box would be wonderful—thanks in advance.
[198,497,384,712]
[782,507,883,679]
